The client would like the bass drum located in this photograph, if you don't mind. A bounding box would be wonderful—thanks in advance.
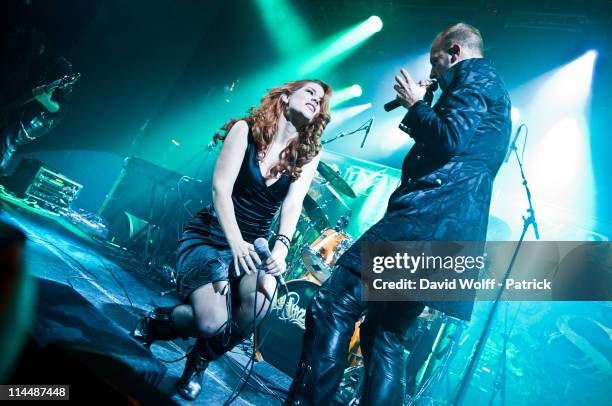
[256,278,362,378]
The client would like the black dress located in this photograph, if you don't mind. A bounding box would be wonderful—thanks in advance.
[175,127,291,302]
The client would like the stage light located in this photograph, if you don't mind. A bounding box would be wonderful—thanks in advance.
[375,119,412,152]
[501,50,598,237]
[299,16,383,74]
[539,50,597,114]
[327,103,372,129]
[366,16,383,33]
[539,118,583,177]
[330,84,363,108]
[511,107,520,123]
[254,0,312,55]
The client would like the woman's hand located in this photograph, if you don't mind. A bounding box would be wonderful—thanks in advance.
[228,238,261,276]
[264,244,288,277]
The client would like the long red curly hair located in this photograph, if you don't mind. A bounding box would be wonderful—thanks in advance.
[214,79,332,181]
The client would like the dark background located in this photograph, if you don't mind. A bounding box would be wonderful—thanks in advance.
[2,0,611,234]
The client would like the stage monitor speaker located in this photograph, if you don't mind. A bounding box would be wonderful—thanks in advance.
[30,277,167,387]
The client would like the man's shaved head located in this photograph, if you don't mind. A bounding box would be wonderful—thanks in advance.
[432,23,484,56]
[428,22,484,87]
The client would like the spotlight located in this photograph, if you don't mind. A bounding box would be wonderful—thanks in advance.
[366,16,383,33]
[330,84,364,108]
[511,107,521,124]
[328,103,373,128]
[299,16,384,74]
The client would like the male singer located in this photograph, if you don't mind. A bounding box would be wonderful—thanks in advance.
[285,23,511,405]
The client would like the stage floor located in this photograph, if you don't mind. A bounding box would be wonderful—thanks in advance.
[1,205,292,405]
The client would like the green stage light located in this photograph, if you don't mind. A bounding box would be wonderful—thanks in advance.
[330,84,363,107]
[328,103,373,129]
[300,16,383,75]
[255,0,312,55]
[366,16,383,32]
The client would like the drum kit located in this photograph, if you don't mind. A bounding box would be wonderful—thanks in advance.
[280,160,356,283]
[256,160,467,404]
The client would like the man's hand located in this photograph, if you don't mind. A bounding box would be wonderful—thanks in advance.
[394,68,428,109]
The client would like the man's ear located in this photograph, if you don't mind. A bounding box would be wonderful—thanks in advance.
[448,44,460,63]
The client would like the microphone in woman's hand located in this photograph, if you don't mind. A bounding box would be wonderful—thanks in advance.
[254,238,289,294]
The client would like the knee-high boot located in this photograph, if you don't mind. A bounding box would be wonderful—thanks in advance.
[131,306,187,348]
[358,302,424,406]
[177,320,244,401]
[285,267,365,406]
[359,322,409,406]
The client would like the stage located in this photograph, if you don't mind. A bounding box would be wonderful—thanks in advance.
[1,1,611,404]
[1,203,293,405]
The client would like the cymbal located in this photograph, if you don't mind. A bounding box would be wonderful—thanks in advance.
[317,161,356,198]
[302,193,330,231]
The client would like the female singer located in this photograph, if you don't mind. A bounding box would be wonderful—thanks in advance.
[132,79,332,400]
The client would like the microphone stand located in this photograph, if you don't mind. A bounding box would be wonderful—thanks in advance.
[454,125,539,405]
[321,118,373,146]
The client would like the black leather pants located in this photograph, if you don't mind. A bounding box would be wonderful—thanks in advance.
[285,266,424,406]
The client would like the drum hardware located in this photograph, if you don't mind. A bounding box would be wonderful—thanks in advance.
[323,181,350,210]
[336,312,467,406]
[405,316,467,405]
[301,227,354,283]
[335,212,351,232]
[278,161,356,282]
[316,161,356,198]
[302,193,331,231]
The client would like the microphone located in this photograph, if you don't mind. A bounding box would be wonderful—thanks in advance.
[384,80,438,112]
[504,124,526,163]
[384,98,401,112]
[254,238,289,293]
[360,117,374,148]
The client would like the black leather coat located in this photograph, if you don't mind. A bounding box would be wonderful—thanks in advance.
[338,57,512,320]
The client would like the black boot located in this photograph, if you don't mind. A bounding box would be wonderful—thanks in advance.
[358,302,424,406]
[177,321,244,401]
[285,267,366,405]
[131,306,186,347]
[176,341,210,401]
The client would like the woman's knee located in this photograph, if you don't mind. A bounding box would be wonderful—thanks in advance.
[239,291,272,317]
[256,274,278,301]
[193,311,228,337]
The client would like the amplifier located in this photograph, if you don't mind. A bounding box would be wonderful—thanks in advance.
[1,158,83,211]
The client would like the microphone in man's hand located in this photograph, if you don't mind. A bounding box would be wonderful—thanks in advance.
[384,80,438,112]
[254,238,289,294]
[383,98,402,112]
